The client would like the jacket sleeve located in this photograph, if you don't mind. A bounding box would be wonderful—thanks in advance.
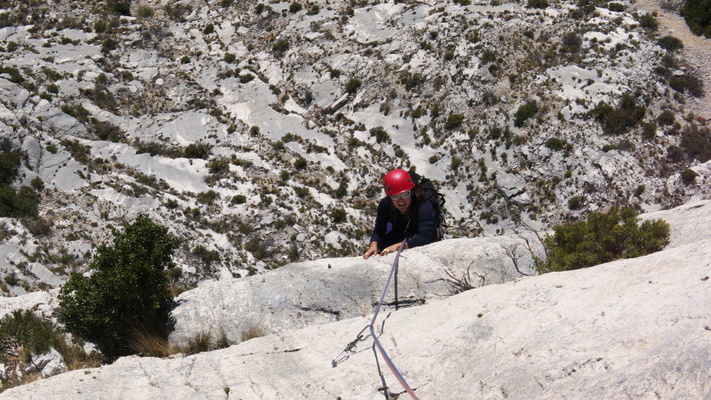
[406,200,435,249]
[369,197,391,245]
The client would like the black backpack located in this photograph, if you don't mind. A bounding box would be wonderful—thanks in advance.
[408,170,447,242]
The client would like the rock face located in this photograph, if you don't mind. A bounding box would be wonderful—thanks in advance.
[169,233,543,345]
[1,201,709,399]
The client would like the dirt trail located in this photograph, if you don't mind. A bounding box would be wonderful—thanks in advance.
[631,0,711,119]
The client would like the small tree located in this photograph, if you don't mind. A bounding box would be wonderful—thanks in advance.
[345,78,362,94]
[514,100,539,127]
[59,215,180,359]
[538,207,669,273]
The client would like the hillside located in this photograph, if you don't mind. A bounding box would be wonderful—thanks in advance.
[0,0,710,294]
[1,200,709,399]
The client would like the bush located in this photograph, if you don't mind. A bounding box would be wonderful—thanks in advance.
[271,39,289,56]
[294,156,308,170]
[561,32,582,52]
[207,159,230,174]
[514,100,539,127]
[197,190,220,204]
[681,0,711,37]
[59,215,180,359]
[101,38,119,54]
[637,13,659,31]
[444,113,465,130]
[345,78,362,94]
[681,168,698,184]
[0,310,63,363]
[567,195,585,210]
[538,207,670,273]
[0,149,20,184]
[657,36,684,52]
[0,66,23,83]
[670,74,705,97]
[545,137,569,151]
[330,208,347,223]
[680,123,711,162]
[370,126,390,144]
[136,5,155,18]
[184,143,211,159]
[527,0,549,8]
[108,0,131,16]
[0,185,40,218]
[589,92,645,135]
[656,110,676,126]
[289,1,303,13]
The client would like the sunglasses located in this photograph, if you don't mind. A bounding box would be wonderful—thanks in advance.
[390,190,412,201]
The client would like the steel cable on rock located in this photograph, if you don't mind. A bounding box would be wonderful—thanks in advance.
[332,239,420,400]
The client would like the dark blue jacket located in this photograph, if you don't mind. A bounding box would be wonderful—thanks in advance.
[369,197,436,250]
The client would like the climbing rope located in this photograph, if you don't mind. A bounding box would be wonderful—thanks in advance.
[332,239,420,400]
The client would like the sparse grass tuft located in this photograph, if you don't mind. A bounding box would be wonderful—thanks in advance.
[239,324,268,342]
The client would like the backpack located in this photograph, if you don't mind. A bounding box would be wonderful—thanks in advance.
[408,170,447,242]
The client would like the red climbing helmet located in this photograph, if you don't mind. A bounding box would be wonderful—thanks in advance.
[383,169,415,196]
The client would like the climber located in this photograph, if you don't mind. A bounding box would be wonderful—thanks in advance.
[363,169,437,259]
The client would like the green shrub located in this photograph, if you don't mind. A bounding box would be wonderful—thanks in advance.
[656,109,676,126]
[370,126,390,143]
[0,66,23,83]
[345,78,362,94]
[681,0,711,37]
[567,195,585,210]
[637,13,659,31]
[0,185,40,218]
[289,1,303,13]
[101,38,118,54]
[30,176,44,191]
[208,159,230,174]
[294,156,308,170]
[59,215,180,358]
[607,2,625,11]
[0,149,20,184]
[538,207,670,273]
[681,168,698,184]
[514,100,539,127]
[561,32,582,52]
[197,190,220,204]
[0,310,63,363]
[545,137,569,151]
[641,121,657,140]
[527,0,549,8]
[136,5,155,18]
[667,144,684,162]
[330,208,347,223]
[669,74,704,97]
[445,113,465,130]
[94,20,107,33]
[184,143,211,159]
[657,36,684,52]
[192,245,221,266]
[108,0,131,16]
[271,39,289,56]
[680,123,711,162]
[588,92,645,135]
